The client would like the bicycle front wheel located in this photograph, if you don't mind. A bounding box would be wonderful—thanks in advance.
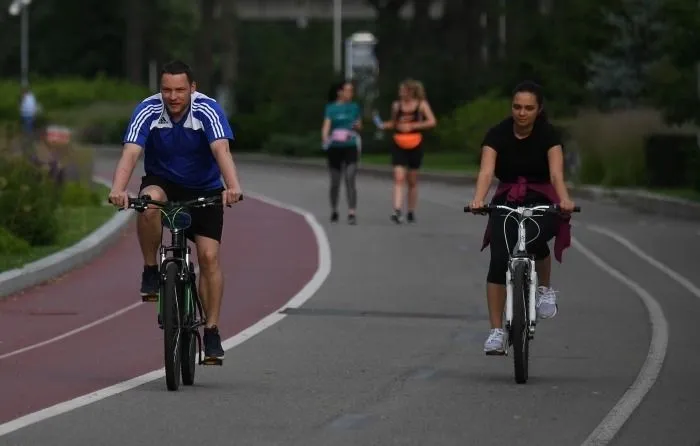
[511,262,530,384]
[162,261,183,391]
[181,281,197,386]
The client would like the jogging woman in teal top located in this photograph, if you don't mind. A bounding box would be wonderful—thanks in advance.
[322,80,363,224]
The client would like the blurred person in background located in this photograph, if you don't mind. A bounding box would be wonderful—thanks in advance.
[376,79,436,224]
[321,80,363,225]
[19,86,38,135]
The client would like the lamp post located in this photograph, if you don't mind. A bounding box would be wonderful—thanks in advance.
[8,0,32,87]
[333,0,342,74]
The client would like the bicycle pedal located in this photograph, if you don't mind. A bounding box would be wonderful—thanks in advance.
[200,357,223,366]
[141,294,158,303]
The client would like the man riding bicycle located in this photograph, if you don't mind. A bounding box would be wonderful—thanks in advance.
[108,60,244,363]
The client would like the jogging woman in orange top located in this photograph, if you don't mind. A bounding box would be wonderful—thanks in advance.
[378,79,437,223]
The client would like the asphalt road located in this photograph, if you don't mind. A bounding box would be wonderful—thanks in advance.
[1,157,698,446]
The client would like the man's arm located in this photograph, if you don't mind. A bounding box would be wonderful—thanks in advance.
[111,143,142,192]
[111,99,160,193]
[210,139,242,191]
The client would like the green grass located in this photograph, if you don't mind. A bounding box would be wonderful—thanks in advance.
[0,183,116,272]
[360,151,478,173]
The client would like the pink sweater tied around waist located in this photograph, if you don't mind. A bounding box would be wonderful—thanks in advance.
[479,176,572,263]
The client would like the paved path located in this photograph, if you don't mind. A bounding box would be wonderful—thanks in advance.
[1,158,699,446]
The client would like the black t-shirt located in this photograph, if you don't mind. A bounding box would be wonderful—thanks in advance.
[481,116,562,184]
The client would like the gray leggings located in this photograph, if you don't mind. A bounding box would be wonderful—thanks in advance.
[329,163,357,210]
[327,146,358,210]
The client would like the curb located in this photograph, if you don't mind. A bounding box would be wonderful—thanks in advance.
[234,152,700,221]
[0,177,136,299]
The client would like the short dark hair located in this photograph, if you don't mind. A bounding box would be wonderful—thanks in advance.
[160,60,194,84]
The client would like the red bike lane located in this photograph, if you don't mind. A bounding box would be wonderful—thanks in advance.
[0,184,319,424]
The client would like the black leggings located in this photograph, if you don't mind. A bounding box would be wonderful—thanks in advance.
[327,146,358,210]
[487,191,556,285]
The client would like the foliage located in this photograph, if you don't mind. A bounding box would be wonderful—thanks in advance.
[586,0,666,110]
[646,0,700,125]
[260,132,321,157]
[60,181,102,207]
[0,77,147,124]
[0,226,31,256]
[435,92,511,164]
[566,108,665,186]
[0,155,60,245]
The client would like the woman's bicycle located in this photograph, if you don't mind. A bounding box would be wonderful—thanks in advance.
[123,193,241,391]
[464,203,580,384]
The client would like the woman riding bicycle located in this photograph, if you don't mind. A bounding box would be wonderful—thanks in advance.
[468,81,576,355]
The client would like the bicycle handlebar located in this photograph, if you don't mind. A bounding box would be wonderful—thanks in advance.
[463,204,581,214]
[109,193,244,212]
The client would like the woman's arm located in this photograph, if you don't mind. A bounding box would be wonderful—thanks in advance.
[381,101,399,130]
[322,118,331,141]
[547,145,574,206]
[471,146,497,204]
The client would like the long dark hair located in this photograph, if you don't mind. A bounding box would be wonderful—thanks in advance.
[512,80,548,123]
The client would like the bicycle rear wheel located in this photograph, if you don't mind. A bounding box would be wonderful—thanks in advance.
[511,262,530,384]
[162,261,183,391]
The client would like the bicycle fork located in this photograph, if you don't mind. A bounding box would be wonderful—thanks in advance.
[504,259,539,343]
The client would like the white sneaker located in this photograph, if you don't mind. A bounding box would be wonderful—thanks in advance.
[484,328,505,355]
[536,286,558,319]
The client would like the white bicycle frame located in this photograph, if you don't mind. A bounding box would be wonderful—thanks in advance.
[494,204,553,335]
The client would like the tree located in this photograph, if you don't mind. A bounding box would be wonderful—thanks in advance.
[647,0,700,125]
[586,0,666,110]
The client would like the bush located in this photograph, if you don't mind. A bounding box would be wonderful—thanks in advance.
[0,77,149,123]
[0,225,31,256]
[436,92,511,163]
[44,103,135,145]
[644,133,700,189]
[60,181,101,207]
[0,226,31,255]
[566,108,663,187]
[261,132,320,157]
[0,155,60,246]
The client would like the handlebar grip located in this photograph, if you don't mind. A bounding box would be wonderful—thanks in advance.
[463,206,470,213]
[573,206,581,212]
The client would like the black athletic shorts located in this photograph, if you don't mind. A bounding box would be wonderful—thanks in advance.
[391,144,424,170]
[139,175,225,243]
[327,145,359,170]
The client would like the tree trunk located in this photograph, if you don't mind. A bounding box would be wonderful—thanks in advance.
[195,0,215,93]
[219,0,238,115]
[125,0,144,84]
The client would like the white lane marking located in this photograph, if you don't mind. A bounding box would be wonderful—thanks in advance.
[0,302,143,360]
[573,238,668,446]
[0,192,332,437]
[587,223,700,300]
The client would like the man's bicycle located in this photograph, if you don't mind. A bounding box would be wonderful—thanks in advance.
[122,193,241,391]
[464,203,580,384]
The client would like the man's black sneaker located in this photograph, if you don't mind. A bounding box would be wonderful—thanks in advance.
[330,211,339,223]
[203,326,225,364]
[140,265,159,301]
[348,214,356,225]
[407,211,415,223]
